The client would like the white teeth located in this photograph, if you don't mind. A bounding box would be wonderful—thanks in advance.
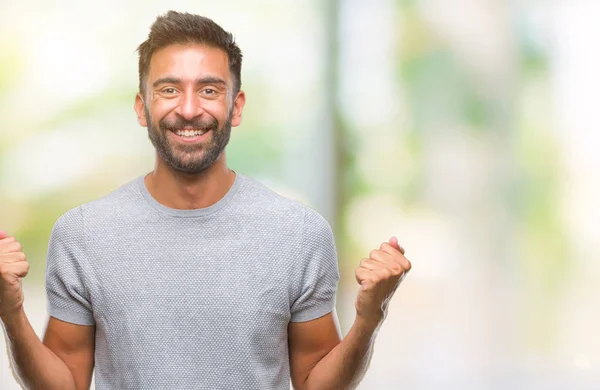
[175,129,206,137]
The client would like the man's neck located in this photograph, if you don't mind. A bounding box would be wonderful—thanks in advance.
[144,155,236,210]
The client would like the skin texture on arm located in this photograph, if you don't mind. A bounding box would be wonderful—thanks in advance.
[288,313,342,389]
[2,313,94,390]
[288,313,378,390]
[42,317,96,390]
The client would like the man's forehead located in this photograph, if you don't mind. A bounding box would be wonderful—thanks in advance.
[148,43,231,82]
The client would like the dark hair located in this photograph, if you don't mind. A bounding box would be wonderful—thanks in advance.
[137,11,243,96]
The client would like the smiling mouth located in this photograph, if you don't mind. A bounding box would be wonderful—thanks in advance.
[167,128,212,144]
[170,128,210,138]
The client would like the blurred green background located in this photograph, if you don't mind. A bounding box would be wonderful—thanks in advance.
[2,0,600,389]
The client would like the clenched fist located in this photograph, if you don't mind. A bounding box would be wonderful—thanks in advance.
[0,230,29,319]
[355,237,411,324]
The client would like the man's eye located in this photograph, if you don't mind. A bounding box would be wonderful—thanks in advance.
[162,88,176,94]
[202,89,216,95]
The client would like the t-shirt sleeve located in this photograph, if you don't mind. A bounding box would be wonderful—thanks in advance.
[290,208,340,323]
[45,207,95,326]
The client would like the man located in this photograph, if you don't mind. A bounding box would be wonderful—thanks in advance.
[0,11,411,390]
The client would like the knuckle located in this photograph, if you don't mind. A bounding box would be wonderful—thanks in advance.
[17,252,26,262]
[14,242,22,252]
[382,268,394,278]
[372,268,389,281]
[405,259,412,272]
[369,250,378,259]
[359,258,369,267]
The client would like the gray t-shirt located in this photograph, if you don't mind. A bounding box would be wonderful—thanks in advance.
[45,172,339,390]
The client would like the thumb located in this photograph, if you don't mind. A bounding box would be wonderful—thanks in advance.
[0,230,7,240]
[389,236,405,255]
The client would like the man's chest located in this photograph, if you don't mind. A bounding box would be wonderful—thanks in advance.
[85,232,296,331]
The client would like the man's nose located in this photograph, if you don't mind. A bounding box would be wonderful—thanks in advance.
[175,92,204,121]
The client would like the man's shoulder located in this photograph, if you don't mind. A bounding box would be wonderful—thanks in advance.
[237,174,331,231]
[54,176,142,229]
[239,174,312,216]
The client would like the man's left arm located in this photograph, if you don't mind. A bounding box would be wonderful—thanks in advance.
[289,237,411,390]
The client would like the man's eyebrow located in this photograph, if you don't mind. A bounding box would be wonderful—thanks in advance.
[153,77,181,88]
[196,76,227,86]
[152,76,227,88]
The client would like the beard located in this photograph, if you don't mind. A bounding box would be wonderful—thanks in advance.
[145,107,233,175]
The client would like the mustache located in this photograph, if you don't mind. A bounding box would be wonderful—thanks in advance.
[159,116,219,132]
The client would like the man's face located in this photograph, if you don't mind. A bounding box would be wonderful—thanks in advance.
[135,44,245,174]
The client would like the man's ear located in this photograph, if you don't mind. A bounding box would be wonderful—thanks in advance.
[231,90,246,127]
[134,93,148,127]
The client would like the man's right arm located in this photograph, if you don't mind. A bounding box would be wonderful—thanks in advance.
[2,310,95,390]
[0,231,95,390]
